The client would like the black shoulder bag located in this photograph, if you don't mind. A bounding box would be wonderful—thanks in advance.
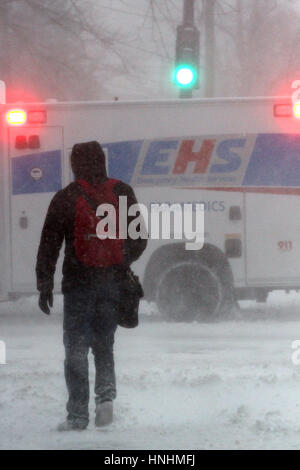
[76,182,143,328]
[118,268,144,328]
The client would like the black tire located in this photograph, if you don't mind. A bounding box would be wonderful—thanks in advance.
[155,261,225,322]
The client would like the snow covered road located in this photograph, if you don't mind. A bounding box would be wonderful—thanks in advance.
[1,292,300,450]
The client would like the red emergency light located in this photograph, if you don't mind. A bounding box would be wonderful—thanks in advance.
[28,110,47,124]
[6,109,27,126]
[273,103,292,117]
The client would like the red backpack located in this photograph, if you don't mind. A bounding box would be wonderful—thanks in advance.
[74,179,124,267]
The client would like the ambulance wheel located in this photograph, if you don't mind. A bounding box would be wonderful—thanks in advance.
[155,261,224,322]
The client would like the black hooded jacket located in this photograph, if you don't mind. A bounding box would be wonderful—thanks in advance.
[36,141,147,293]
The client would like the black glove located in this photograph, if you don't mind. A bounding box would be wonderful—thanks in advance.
[39,291,53,315]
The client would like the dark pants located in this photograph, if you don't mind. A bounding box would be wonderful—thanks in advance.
[63,280,120,425]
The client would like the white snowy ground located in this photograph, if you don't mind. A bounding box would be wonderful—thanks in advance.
[1,292,300,450]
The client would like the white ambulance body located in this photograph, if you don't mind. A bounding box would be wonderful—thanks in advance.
[0,96,299,319]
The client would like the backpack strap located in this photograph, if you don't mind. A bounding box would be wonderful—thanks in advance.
[76,183,98,212]
[76,178,120,211]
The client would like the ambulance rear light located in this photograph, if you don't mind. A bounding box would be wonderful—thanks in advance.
[28,135,40,149]
[293,101,300,119]
[28,110,47,124]
[14,134,41,150]
[273,103,300,118]
[6,109,27,126]
[6,109,47,126]
[273,104,292,117]
[15,135,27,149]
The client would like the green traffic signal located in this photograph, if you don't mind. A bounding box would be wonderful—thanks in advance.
[174,64,197,88]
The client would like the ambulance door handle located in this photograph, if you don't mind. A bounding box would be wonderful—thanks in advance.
[19,211,28,229]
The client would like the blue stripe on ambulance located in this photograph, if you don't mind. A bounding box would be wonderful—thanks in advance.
[243,134,300,187]
[104,134,300,188]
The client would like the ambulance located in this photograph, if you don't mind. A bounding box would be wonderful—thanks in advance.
[1,83,300,321]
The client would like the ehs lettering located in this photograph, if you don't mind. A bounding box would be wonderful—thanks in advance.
[173,139,215,174]
[210,138,245,174]
[141,140,178,175]
[141,138,245,177]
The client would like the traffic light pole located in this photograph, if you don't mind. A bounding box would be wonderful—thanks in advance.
[204,0,215,97]
[180,0,195,99]
[183,0,195,25]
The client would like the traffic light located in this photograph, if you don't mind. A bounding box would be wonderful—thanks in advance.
[174,25,199,89]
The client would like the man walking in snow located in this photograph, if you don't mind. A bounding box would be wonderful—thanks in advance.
[36,141,147,431]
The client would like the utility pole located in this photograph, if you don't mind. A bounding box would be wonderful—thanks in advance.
[180,0,195,99]
[204,0,216,97]
[183,0,195,26]
[175,0,199,99]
